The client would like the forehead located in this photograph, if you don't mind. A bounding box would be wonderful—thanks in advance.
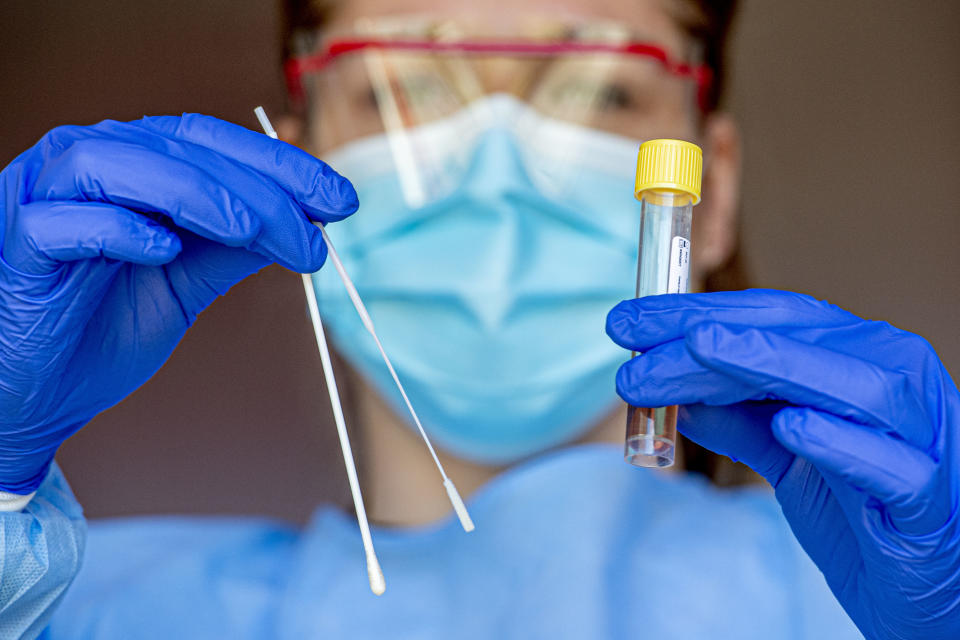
[322,0,691,55]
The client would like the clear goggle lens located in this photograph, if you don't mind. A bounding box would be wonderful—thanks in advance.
[288,26,709,206]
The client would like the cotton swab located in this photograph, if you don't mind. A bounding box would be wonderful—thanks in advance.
[301,272,385,595]
[255,106,385,596]
[316,223,474,533]
[254,106,474,534]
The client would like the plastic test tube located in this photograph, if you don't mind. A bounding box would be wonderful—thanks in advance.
[624,139,703,468]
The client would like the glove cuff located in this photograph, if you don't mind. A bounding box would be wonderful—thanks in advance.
[0,454,56,495]
[0,489,37,512]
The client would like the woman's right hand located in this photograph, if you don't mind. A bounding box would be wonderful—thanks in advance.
[607,290,960,639]
[0,114,358,496]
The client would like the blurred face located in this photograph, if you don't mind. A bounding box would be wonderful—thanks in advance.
[291,0,738,281]
[293,0,741,463]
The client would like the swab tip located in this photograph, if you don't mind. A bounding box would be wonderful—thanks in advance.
[366,552,386,596]
[443,478,475,533]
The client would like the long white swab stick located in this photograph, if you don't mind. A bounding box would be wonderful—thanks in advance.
[255,106,386,595]
[301,273,385,595]
[254,107,474,534]
[318,224,474,533]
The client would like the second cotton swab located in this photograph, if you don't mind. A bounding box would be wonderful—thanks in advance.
[254,106,385,596]
[254,105,475,592]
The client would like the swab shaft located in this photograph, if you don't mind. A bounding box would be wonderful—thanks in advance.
[317,225,475,532]
[256,106,385,595]
[255,106,473,534]
[301,274,383,594]
[318,224,445,475]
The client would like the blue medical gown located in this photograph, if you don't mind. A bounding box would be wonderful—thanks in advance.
[30,445,861,639]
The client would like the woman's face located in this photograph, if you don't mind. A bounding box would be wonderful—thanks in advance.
[292,0,740,464]
[297,0,740,286]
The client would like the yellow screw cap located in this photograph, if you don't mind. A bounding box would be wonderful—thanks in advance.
[635,139,703,204]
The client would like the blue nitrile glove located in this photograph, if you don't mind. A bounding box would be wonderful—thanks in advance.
[0,114,358,496]
[607,289,960,640]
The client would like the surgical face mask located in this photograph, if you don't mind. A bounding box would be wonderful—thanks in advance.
[312,95,640,464]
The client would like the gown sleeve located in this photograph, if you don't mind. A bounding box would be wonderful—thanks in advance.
[0,463,86,640]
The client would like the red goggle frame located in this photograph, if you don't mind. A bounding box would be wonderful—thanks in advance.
[285,37,713,111]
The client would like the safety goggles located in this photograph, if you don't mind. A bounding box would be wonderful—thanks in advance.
[286,20,711,154]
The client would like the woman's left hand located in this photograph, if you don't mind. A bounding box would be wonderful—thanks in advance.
[607,289,960,640]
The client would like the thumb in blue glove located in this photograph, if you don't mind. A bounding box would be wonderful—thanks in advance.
[607,289,960,640]
[0,114,358,495]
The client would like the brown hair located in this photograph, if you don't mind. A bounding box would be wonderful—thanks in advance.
[281,0,753,485]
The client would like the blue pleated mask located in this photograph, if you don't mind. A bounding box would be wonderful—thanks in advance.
[312,95,640,463]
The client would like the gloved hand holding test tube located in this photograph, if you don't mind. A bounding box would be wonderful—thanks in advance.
[254,107,474,596]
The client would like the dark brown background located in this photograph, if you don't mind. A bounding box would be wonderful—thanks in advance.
[1,1,957,524]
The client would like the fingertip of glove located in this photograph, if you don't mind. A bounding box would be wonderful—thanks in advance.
[605,299,639,344]
[143,228,183,263]
[335,178,360,216]
[307,251,328,274]
[301,229,328,273]
[614,364,633,405]
[614,360,646,406]
[284,253,327,275]
[304,166,360,222]
[770,407,810,449]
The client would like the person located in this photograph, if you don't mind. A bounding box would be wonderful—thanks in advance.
[0,0,957,638]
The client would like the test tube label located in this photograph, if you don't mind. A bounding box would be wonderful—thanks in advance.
[667,236,690,294]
